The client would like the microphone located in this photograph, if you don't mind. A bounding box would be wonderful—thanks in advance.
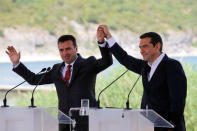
[97,69,128,108]
[29,67,51,108]
[126,65,145,109]
[126,75,141,109]
[1,68,47,107]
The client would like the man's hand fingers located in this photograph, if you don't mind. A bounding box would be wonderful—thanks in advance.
[11,46,17,53]
[5,50,10,55]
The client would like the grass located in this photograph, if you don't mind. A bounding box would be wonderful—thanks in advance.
[1,63,195,131]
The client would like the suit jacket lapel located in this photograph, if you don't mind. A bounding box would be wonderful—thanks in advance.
[142,62,150,92]
[69,54,84,87]
[57,62,65,80]
[149,54,168,83]
[142,55,168,93]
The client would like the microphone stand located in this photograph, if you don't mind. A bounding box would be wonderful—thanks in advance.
[29,67,51,108]
[2,81,26,107]
[126,63,146,109]
[97,69,128,108]
[126,75,141,109]
[1,68,46,107]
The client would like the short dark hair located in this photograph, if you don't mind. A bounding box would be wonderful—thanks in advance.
[140,32,163,52]
[58,35,77,46]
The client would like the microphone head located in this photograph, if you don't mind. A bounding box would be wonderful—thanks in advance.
[40,68,47,72]
[47,67,51,71]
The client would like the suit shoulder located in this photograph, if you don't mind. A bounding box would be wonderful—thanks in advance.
[166,57,182,66]
[85,56,96,62]
[53,62,61,66]
[79,56,96,66]
[164,57,184,72]
[52,62,63,69]
[87,56,96,60]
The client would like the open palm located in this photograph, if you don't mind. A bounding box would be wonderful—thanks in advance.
[6,46,21,66]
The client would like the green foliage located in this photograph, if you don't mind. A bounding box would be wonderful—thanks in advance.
[10,64,197,130]
[183,64,197,131]
[11,89,58,107]
[192,42,197,48]
[0,29,3,37]
[96,65,143,108]
[0,0,196,34]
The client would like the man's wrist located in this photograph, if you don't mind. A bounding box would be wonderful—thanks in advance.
[106,34,112,40]
[107,37,116,48]
[97,41,105,44]
[13,61,19,66]
[98,41,106,47]
[13,61,20,68]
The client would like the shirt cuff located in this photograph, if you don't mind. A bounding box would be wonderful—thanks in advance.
[98,41,107,47]
[107,37,116,48]
[13,62,21,68]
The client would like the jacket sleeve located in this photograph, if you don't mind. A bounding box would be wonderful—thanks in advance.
[110,43,144,74]
[166,60,187,120]
[13,63,53,85]
[94,45,113,73]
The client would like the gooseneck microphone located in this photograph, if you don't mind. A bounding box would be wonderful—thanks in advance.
[1,68,47,107]
[126,65,145,109]
[126,75,141,109]
[29,67,51,108]
[97,69,128,108]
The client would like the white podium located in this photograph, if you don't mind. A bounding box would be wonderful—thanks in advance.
[69,108,174,131]
[0,107,74,131]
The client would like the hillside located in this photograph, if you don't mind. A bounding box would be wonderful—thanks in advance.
[0,0,197,60]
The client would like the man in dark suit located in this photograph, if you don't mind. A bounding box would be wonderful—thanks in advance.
[98,25,187,131]
[6,33,112,131]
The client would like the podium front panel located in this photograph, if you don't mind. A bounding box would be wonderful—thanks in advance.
[88,108,154,131]
[69,108,174,131]
[0,107,72,131]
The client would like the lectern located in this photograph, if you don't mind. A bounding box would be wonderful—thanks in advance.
[69,108,174,131]
[0,107,74,131]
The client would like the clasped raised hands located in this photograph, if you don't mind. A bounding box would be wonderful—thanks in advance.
[98,25,112,40]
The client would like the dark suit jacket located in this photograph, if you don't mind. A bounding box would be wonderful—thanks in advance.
[13,46,112,114]
[110,43,187,131]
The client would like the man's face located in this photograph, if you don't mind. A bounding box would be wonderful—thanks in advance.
[58,40,78,64]
[139,37,160,63]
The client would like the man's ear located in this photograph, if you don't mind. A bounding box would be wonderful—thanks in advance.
[75,46,78,52]
[156,42,161,51]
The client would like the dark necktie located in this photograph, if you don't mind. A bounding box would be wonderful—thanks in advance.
[146,65,151,74]
[63,64,72,87]
[146,64,151,81]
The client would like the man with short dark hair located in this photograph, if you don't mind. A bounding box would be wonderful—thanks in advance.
[6,32,112,131]
[140,32,163,52]
[98,25,187,131]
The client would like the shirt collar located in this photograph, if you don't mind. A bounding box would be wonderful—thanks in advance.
[64,56,78,67]
[148,53,165,68]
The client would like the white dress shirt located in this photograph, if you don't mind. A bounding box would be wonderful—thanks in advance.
[105,36,165,81]
[61,56,78,83]
[147,53,165,81]
[61,44,105,83]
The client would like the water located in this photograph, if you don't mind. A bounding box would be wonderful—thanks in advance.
[0,56,197,86]
[0,60,61,87]
[176,56,197,67]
